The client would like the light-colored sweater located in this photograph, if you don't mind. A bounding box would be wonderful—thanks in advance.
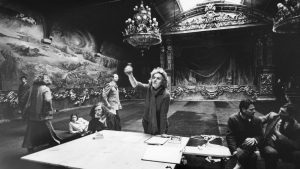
[69,118,89,134]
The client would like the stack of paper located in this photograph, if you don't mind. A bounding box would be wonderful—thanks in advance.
[144,136,169,145]
[183,143,231,157]
[142,146,183,164]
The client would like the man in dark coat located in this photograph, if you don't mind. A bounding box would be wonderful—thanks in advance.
[260,103,300,169]
[226,99,263,169]
[18,76,30,114]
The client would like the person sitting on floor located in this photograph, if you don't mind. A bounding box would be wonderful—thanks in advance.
[226,99,263,169]
[260,103,300,169]
[69,113,89,135]
[88,102,112,133]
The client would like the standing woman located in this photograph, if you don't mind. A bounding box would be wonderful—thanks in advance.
[124,65,170,135]
[22,75,61,152]
[102,74,122,131]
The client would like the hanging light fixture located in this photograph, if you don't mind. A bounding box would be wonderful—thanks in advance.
[273,1,300,33]
[123,1,162,56]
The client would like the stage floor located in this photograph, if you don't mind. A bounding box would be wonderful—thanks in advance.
[0,100,286,169]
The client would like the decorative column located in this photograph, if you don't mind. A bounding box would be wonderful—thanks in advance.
[255,38,264,67]
[160,45,166,69]
[166,38,174,91]
[258,33,275,98]
[265,34,274,67]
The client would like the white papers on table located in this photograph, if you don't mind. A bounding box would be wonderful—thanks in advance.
[142,145,183,164]
[144,136,169,145]
[183,143,231,157]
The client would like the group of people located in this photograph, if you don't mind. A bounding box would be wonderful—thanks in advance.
[69,73,123,135]
[69,64,171,135]
[227,99,300,169]
[20,64,299,169]
[21,64,171,152]
[69,102,119,135]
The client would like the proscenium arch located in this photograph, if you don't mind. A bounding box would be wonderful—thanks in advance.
[160,2,273,35]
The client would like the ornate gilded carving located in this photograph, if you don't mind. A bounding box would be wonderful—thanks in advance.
[273,1,300,33]
[170,11,253,32]
[260,73,274,95]
[171,85,258,100]
[161,3,271,34]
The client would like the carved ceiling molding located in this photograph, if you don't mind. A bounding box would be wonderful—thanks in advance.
[161,3,272,35]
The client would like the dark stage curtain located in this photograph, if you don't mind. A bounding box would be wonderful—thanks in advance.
[175,45,254,86]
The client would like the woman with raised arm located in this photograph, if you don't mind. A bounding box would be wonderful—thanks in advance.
[124,64,170,135]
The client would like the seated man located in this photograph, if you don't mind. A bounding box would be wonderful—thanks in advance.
[260,103,300,169]
[226,99,263,169]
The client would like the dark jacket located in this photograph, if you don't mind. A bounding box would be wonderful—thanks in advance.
[226,112,263,153]
[24,85,53,121]
[18,83,30,108]
[260,112,300,150]
[88,118,109,133]
[136,82,170,134]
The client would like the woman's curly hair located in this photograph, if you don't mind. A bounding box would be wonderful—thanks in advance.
[89,102,107,118]
[149,67,168,89]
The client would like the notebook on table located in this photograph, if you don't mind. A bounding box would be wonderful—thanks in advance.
[144,136,169,145]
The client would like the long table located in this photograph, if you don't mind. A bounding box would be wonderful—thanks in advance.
[21,130,189,169]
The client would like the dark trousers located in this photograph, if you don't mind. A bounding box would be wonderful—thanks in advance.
[22,120,61,149]
[261,145,300,169]
[107,111,121,131]
[235,147,258,169]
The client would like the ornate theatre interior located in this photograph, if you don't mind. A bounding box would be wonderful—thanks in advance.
[0,0,299,112]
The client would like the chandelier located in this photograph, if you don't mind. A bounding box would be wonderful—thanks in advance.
[273,1,300,33]
[123,1,162,55]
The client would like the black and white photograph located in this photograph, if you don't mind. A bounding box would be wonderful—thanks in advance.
[0,0,299,169]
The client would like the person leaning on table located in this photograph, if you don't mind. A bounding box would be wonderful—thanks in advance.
[124,64,170,135]
[88,102,112,133]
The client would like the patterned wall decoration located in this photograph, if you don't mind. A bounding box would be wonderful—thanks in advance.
[260,73,274,95]
[171,85,258,100]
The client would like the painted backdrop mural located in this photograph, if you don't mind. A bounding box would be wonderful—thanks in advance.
[0,7,119,91]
